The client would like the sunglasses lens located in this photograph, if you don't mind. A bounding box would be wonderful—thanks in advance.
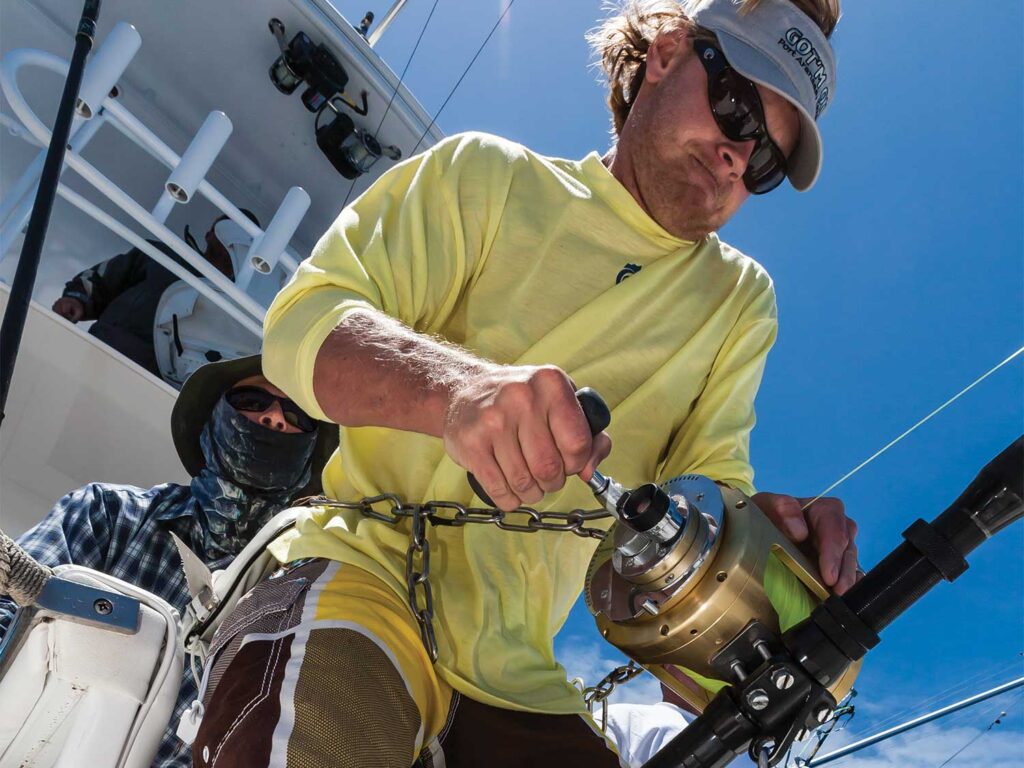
[226,387,274,412]
[744,139,787,195]
[698,41,789,195]
[282,405,317,433]
[709,70,764,141]
[227,387,317,432]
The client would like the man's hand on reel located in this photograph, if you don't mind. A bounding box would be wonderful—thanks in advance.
[751,492,860,595]
[443,364,612,512]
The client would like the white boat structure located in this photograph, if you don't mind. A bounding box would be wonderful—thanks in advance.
[1,2,1021,768]
[0,0,441,536]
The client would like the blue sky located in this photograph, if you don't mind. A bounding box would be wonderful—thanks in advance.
[329,0,1024,762]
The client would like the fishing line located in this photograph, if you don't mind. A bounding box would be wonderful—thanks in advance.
[411,0,516,154]
[788,702,855,765]
[339,0,442,212]
[802,345,1024,511]
[375,0,440,136]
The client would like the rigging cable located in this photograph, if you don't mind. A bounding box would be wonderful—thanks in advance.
[858,654,1024,736]
[934,693,1020,768]
[339,0,441,211]
[802,345,1024,511]
[411,0,516,154]
[807,678,1024,766]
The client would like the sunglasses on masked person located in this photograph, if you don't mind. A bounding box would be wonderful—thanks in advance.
[225,386,317,433]
[694,39,788,195]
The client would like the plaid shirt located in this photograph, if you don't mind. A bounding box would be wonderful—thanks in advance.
[0,482,237,768]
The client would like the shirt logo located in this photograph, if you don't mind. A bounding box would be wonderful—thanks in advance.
[616,263,641,284]
[778,27,830,118]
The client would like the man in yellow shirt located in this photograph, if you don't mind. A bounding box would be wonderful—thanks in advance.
[193,1,858,766]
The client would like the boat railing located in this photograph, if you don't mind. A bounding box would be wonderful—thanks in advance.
[0,22,313,340]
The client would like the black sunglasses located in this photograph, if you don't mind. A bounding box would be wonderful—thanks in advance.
[225,386,317,433]
[694,39,788,195]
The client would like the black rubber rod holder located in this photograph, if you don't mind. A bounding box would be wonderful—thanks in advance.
[0,0,102,425]
[467,387,610,507]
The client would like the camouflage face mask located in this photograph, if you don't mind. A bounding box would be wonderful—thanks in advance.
[189,396,316,555]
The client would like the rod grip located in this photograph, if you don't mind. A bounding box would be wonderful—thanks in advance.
[845,435,1023,633]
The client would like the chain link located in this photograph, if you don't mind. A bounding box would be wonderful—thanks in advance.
[309,495,612,663]
[405,505,436,659]
[581,660,646,731]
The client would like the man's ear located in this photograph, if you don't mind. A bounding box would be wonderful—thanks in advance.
[645,30,688,84]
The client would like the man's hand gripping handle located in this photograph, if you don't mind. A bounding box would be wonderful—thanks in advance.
[467,388,611,507]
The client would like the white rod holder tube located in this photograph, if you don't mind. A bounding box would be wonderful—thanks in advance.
[0,49,260,321]
[97,104,302,274]
[164,111,232,204]
[0,115,105,260]
[75,22,141,119]
[242,186,310,282]
[56,183,263,337]
[0,151,46,231]
[151,191,176,225]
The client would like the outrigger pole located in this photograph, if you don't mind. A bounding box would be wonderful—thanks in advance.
[0,0,101,425]
[803,675,1024,766]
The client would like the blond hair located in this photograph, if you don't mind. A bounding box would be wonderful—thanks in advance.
[587,0,841,135]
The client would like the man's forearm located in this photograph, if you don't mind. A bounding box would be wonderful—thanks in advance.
[312,308,493,437]
[311,307,609,510]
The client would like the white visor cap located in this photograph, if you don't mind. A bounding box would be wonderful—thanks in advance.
[688,0,837,191]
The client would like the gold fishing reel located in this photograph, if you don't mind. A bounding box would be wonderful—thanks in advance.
[584,474,860,714]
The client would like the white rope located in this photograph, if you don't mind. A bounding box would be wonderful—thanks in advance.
[0,528,51,606]
[803,346,1024,510]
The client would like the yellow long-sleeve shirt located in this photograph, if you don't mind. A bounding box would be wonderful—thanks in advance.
[262,132,779,714]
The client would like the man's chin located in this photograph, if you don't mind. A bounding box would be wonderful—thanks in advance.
[641,180,727,238]
[665,199,726,239]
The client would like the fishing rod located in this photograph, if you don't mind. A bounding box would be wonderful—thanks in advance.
[597,433,1022,768]
[465,386,1014,765]
[0,0,101,424]
[543,389,1022,768]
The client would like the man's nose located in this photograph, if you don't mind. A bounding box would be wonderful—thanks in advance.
[259,402,288,431]
[717,139,755,179]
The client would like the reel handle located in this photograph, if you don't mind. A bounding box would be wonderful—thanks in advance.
[467,387,610,507]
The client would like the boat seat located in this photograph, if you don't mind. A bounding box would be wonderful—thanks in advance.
[0,565,183,768]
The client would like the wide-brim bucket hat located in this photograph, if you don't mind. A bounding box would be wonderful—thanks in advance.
[171,354,337,496]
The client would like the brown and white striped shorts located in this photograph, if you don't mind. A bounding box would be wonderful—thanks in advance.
[192,558,624,767]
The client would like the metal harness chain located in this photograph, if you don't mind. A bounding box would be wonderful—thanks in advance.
[314,495,612,661]
[581,660,646,731]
